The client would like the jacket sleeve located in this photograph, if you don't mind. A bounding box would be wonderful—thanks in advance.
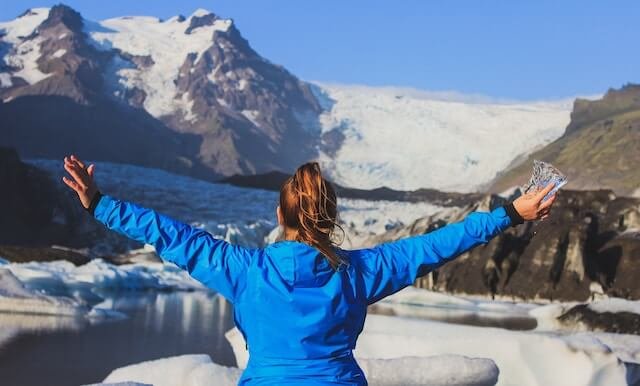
[350,206,517,305]
[92,194,255,303]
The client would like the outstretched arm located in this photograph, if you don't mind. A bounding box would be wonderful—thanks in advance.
[62,155,254,302]
[351,185,557,304]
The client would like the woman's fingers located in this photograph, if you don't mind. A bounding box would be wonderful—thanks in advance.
[70,154,85,168]
[87,164,95,178]
[62,176,81,192]
[64,162,88,189]
[539,194,556,210]
[535,183,555,202]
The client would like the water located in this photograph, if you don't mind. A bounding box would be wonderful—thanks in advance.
[0,292,235,386]
[369,302,537,331]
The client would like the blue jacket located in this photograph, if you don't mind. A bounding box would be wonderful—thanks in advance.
[93,194,516,385]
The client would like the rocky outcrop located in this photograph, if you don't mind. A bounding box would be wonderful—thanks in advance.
[558,304,640,335]
[0,147,143,263]
[370,190,640,301]
[490,84,640,196]
[167,15,322,176]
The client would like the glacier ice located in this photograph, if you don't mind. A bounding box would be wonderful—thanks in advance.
[522,160,567,201]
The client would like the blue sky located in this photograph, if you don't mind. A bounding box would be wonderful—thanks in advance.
[2,1,639,100]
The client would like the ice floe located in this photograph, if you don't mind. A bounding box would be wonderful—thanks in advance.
[90,353,499,386]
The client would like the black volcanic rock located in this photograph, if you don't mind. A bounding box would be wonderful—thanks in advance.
[0,147,145,263]
[185,12,218,34]
[371,189,640,301]
[38,4,83,32]
[558,304,640,335]
[221,171,482,206]
[0,147,55,245]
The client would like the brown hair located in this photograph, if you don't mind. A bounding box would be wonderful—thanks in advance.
[279,162,346,269]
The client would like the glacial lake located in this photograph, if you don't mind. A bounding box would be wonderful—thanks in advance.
[0,290,538,386]
[0,292,236,386]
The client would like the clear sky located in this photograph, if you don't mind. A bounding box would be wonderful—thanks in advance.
[2,1,639,100]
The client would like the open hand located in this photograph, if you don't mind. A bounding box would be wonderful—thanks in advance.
[62,155,98,209]
[512,183,557,221]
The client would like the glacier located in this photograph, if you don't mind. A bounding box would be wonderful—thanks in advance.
[313,83,573,192]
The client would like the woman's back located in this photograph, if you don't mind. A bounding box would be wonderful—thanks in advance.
[237,240,368,384]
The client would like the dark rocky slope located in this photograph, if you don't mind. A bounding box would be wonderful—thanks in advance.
[370,190,640,301]
[0,147,143,264]
[222,170,482,207]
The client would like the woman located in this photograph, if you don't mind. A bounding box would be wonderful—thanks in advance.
[62,154,556,385]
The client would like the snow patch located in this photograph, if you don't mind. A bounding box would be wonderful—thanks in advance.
[52,48,66,58]
[335,198,445,248]
[6,259,205,296]
[191,9,213,18]
[241,109,260,127]
[4,36,52,84]
[0,8,50,44]
[0,73,12,87]
[589,298,640,315]
[86,13,231,119]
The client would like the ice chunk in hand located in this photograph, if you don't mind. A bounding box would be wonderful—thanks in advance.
[522,160,567,202]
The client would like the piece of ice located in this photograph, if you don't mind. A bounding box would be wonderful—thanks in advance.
[522,160,567,201]
[94,353,499,386]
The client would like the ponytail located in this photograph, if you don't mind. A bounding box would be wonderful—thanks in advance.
[279,162,346,269]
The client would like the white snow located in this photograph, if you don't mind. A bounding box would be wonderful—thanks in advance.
[0,268,89,316]
[52,48,66,58]
[337,198,445,248]
[0,72,12,87]
[226,307,640,386]
[358,314,640,386]
[0,8,50,44]
[313,83,572,192]
[58,33,67,39]
[240,109,260,127]
[191,9,213,18]
[0,8,52,85]
[3,36,52,84]
[588,298,640,315]
[216,97,228,108]
[86,12,231,119]
[180,92,197,123]
[6,259,205,297]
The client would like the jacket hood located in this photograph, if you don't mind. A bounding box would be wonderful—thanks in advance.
[264,240,336,287]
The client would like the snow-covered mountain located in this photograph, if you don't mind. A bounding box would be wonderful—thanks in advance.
[1,5,572,192]
[0,5,321,179]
